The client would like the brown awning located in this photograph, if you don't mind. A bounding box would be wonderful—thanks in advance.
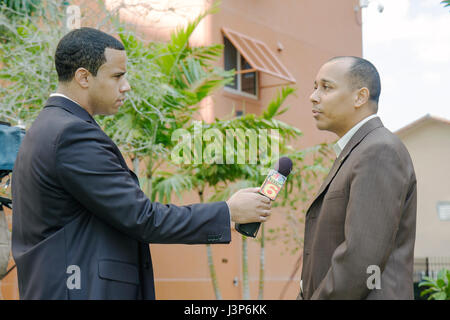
[221,27,296,85]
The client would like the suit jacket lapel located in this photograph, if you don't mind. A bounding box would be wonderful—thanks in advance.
[306,117,384,215]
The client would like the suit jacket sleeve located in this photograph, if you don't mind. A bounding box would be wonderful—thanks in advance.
[54,121,231,245]
[311,143,411,299]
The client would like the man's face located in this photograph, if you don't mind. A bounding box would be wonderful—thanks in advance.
[87,48,131,116]
[309,60,357,137]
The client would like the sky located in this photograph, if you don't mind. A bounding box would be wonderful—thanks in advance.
[362,0,450,131]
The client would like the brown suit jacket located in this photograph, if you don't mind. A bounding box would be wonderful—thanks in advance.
[299,117,417,300]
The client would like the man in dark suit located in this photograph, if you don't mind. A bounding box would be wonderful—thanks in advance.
[298,56,417,299]
[11,28,271,299]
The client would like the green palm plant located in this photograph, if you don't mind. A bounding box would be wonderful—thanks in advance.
[152,86,299,299]
[100,3,233,195]
[419,269,450,300]
[152,85,333,299]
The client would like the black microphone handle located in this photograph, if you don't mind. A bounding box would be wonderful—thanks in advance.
[235,222,261,238]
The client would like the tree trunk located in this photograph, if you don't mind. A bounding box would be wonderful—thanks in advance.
[199,191,222,300]
[258,224,265,300]
[206,244,222,300]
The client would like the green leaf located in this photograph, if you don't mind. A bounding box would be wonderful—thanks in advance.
[430,292,447,300]
[418,276,437,287]
[437,279,446,289]
[262,86,296,120]
[418,281,434,288]
[420,288,437,296]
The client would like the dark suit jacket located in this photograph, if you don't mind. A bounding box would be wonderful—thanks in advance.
[300,117,417,300]
[11,96,231,300]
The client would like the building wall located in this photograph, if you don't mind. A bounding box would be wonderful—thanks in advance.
[209,0,362,149]
[397,121,450,258]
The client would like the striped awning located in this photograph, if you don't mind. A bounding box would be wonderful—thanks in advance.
[221,27,296,85]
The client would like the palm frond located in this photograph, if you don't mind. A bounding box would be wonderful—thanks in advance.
[208,180,255,202]
[151,171,196,203]
[263,86,296,120]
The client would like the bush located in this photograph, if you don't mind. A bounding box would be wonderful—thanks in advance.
[418,269,450,300]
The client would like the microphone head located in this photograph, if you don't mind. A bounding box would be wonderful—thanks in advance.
[274,157,293,177]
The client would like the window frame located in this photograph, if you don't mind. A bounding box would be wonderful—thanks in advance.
[223,37,259,100]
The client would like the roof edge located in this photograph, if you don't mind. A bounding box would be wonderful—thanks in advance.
[395,114,450,136]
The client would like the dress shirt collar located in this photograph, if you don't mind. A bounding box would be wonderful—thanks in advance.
[332,114,378,158]
[47,93,99,127]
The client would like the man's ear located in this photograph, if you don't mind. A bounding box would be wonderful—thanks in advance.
[73,68,91,89]
[355,87,369,109]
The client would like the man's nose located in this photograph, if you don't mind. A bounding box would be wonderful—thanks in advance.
[121,78,131,92]
[310,90,319,104]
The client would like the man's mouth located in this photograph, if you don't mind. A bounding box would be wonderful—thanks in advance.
[312,109,322,117]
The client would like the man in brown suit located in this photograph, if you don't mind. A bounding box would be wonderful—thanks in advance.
[299,56,417,299]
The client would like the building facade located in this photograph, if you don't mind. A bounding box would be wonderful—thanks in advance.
[395,115,450,293]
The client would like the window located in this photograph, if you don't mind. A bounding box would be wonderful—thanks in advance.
[224,36,258,98]
[437,202,450,221]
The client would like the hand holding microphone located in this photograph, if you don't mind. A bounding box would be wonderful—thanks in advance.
[226,188,272,224]
[235,157,293,237]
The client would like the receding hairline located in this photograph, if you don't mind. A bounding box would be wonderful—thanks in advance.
[325,56,359,75]
[324,56,375,92]
[329,56,381,110]
[327,56,359,64]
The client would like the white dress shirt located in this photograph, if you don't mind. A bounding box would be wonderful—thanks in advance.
[332,114,378,158]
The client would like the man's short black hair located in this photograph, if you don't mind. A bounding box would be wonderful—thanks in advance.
[55,27,125,82]
[329,56,381,108]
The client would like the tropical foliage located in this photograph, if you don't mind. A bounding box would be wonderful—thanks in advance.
[151,84,332,299]
[419,269,450,300]
[100,3,235,196]
[0,0,40,18]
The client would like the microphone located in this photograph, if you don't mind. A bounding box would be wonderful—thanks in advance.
[235,157,293,237]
